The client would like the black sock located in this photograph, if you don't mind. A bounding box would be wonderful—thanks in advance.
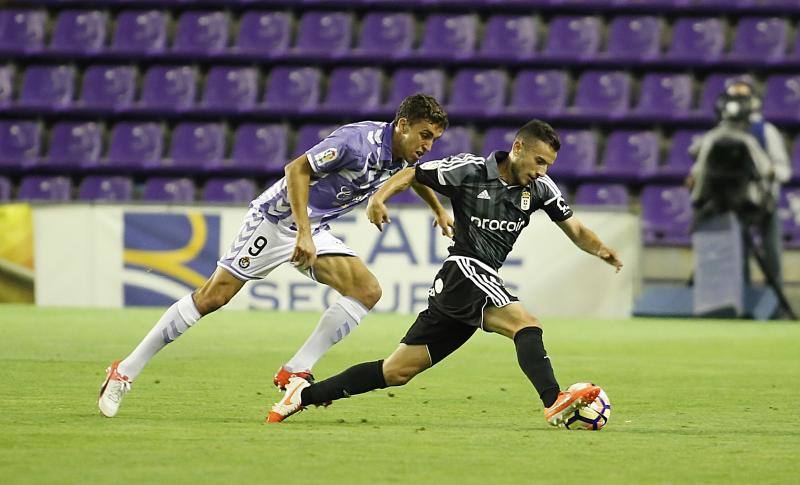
[301,360,387,406]
[514,326,560,408]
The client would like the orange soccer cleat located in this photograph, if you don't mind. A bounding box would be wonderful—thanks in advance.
[273,366,315,391]
[543,383,601,427]
[266,377,310,423]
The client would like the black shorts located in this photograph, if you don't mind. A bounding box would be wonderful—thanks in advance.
[400,256,518,364]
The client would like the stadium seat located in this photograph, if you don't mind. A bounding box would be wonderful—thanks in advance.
[791,135,800,183]
[294,11,353,58]
[606,16,662,61]
[659,130,702,182]
[142,177,196,203]
[571,71,631,117]
[0,65,15,108]
[322,67,383,113]
[103,122,164,172]
[641,185,693,246]
[508,70,569,117]
[156,123,226,173]
[227,123,289,175]
[550,129,597,181]
[18,175,72,201]
[729,17,788,63]
[543,16,601,60]
[387,68,446,108]
[110,10,167,54]
[79,65,137,110]
[0,120,41,170]
[418,14,478,60]
[575,183,630,206]
[78,175,133,201]
[448,69,508,117]
[262,66,322,114]
[0,176,11,201]
[597,130,660,182]
[420,126,472,163]
[17,65,76,109]
[293,124,338,158]
[482,127,516,155]
[477,15,538,62]
[138,66,198,112]
[356,12,414,59]
[667,18,726,63]
[0,10,47,54]
[634,73,693,120]
[203,178,257,204]
[762,75,800,123]
[40,121,103,170]
[779,187,800,248]
[172,11,229,56]
[50,10,107,54]
[234,11,292,57]
[201,66,259,112]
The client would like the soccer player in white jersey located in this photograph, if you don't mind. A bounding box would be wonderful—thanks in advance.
[98,94,454,417]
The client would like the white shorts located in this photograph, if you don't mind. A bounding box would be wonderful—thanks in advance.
[217,208,357,281]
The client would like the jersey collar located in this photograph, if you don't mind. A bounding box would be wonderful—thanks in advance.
[380,121,395,163]
[485,150,506,180]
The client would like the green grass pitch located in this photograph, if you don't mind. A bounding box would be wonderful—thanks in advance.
[1,305,798,484]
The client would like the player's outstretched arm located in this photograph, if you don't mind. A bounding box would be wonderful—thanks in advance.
[366,167,415,231]
[411,182,454,238]
[556,216,623,272]
[284,154,317,270]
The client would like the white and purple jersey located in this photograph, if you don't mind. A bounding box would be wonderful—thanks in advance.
[251,121,408,231]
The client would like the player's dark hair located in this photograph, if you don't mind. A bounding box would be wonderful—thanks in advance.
[394,93,449,129]
[516,119,561,152]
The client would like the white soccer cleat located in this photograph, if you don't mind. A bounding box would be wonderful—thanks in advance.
[98,360,132,418]
[265,376,310,423]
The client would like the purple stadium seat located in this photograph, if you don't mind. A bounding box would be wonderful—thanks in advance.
[659,130,702,181]
[0,10,47,54]
[698,73,749,116]
[159,123,225,173]
[641,185,693,246]
[0,121,41,170]
[323,67,383,112]
[792,135,800,183]
[509,70,568,116]
[172,11,229,56]
[544,16,601,60]
[103,122,164,171]
[50,10,107,54]
[551,129,597,180]
[387,68,446,107]
[79,65,137,110]
[478,15,538,62]
[18,176,72,201]
[201,67,258,112]
[18,65,75,109]
[234,11,291,57]
[143,177,196,203]
[634,73,693,119]
[228,123,289,174]
[606,16,662,61]
[482,127,516,154]
[263,66,322,113]
[575,183,630,206]
[111,10,167,54]
[418,14,478,60]
[419,126,472,163]
[572,71,631,117]
[356,12,414,59]
[78,175,133,201]
[667,18,725,62]
[139,66,197,112]
[762,75,800,123]
[779,188,800,248]
[597,131,660,181]
[295,11,352,57]
[0,65,15,108]
[41,121,103,170]
[0,176,11,201]
[293,124,338,158]
[729,18,788,63]
[203,178,257,204]
[448,69,508,116]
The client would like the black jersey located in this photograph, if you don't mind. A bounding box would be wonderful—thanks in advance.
[415,150,573,270]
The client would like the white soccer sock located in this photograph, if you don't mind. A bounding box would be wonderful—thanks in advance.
[117,294,201,380]
[284,296,369,372]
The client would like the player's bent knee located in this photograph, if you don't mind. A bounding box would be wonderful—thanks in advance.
[382,362,425,386]
[356,280,382,309]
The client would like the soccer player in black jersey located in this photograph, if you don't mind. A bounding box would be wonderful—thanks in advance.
[267,120,623,427]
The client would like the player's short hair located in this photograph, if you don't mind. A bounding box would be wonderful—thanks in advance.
[516,119,561,152]
[394,93,449,129]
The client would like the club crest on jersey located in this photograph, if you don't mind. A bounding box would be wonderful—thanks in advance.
[314,148,338,164]
[238,256,250,269]
[521,189,531,211]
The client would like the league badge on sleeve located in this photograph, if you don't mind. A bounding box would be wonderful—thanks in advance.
[521,189,531,211]
[314,148,338,164]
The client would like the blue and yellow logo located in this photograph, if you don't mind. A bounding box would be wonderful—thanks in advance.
[123,212,220,306]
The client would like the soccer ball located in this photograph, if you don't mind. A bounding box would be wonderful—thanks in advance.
[563,383,611,431]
